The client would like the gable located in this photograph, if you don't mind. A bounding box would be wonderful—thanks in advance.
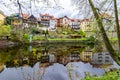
[28,15,37,21]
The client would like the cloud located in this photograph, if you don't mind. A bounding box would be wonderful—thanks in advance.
[0,0,82,19]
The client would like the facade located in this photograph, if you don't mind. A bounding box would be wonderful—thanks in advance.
[23,14,38,28]
[57,16,69,28]
[69,19,80,30]
[0,63,4,73]
[20,14,39,29]
[0,10,6,25]
[11,14,23,28]
[80,19,91,32]
[49,18,56,30]
[40,14,56,30]
[80,51,93,62]
[57,16,80,30]
[61,16,69,28]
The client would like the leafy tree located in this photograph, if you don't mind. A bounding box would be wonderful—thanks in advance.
[78,30,86,37]
[0,25,11,37]
[72,0,120,65]
[88,0,120,65]
[5,16,14,25]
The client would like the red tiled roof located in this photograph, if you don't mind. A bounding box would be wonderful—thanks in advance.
[40,13,49,16]
[40,13,54,18]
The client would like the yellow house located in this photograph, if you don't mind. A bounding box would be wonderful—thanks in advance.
[0,10,6,25]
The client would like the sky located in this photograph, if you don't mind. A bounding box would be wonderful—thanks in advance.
[0,0,82,19]
[0,0,120,19]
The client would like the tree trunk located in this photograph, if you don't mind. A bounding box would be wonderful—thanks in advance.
[88,0,120,65]
[114,0,120,53]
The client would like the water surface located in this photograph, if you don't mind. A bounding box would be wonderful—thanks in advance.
[0,43,119,80]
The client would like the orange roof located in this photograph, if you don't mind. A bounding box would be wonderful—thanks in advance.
[40,13,54,17]
[40,13,49,16]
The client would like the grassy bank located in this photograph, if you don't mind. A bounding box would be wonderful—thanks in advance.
[83,69,120,80]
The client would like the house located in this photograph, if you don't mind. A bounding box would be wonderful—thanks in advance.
[80,19,91,32]
[49,18,56,30]
[57,16,69,28]
[24,15,38,27]
[69,19,80,31]
[11,13,23,28]
[56,16,81,31]
[0,10,6,25]
[40,14,56,30]
[22,14,38,28]
[0,63,4,73]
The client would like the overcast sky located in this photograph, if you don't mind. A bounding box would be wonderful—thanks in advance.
[1,0,118,19]
[0,0,84,19]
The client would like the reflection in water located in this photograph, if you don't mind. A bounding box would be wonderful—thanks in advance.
[0,44,117,80]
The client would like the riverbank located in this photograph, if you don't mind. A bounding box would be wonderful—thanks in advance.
[31,37,95,44]
[83,69,120,80]
[0,40,19,48]
[0,37,95,48]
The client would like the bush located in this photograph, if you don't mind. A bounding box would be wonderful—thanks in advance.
[33,35,45,41]
[78,30,86,37]
[0,25,11,37]
[23,33,29,41]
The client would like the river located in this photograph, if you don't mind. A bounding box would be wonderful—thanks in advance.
[0,43,119,80]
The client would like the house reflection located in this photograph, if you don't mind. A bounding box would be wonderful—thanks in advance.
[1,44,114,69]
[92,52,113,68]
[80,47,93,62]
[0,63,4,73]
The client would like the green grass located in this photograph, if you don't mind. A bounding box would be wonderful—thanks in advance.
[83,70,120,80]
[48,38,86,41]
[32,35,45,41]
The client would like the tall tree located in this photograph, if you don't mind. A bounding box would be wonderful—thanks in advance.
[114,0,120,53]
[88,0,120,65]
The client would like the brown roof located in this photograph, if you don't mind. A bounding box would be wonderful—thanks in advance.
[59,16,69,19]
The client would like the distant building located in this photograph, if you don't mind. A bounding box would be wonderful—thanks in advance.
[57,16,69,28]
[80,19,91,32]
[11,13,23,28]
[56,16,80,31]
[69,19,80,31]
[24,14,38,28]
[0,10,6,25]
[40,14,56,30]
[0,63,4,73]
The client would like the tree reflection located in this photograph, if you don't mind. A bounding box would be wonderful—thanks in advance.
[0,43,114,69]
